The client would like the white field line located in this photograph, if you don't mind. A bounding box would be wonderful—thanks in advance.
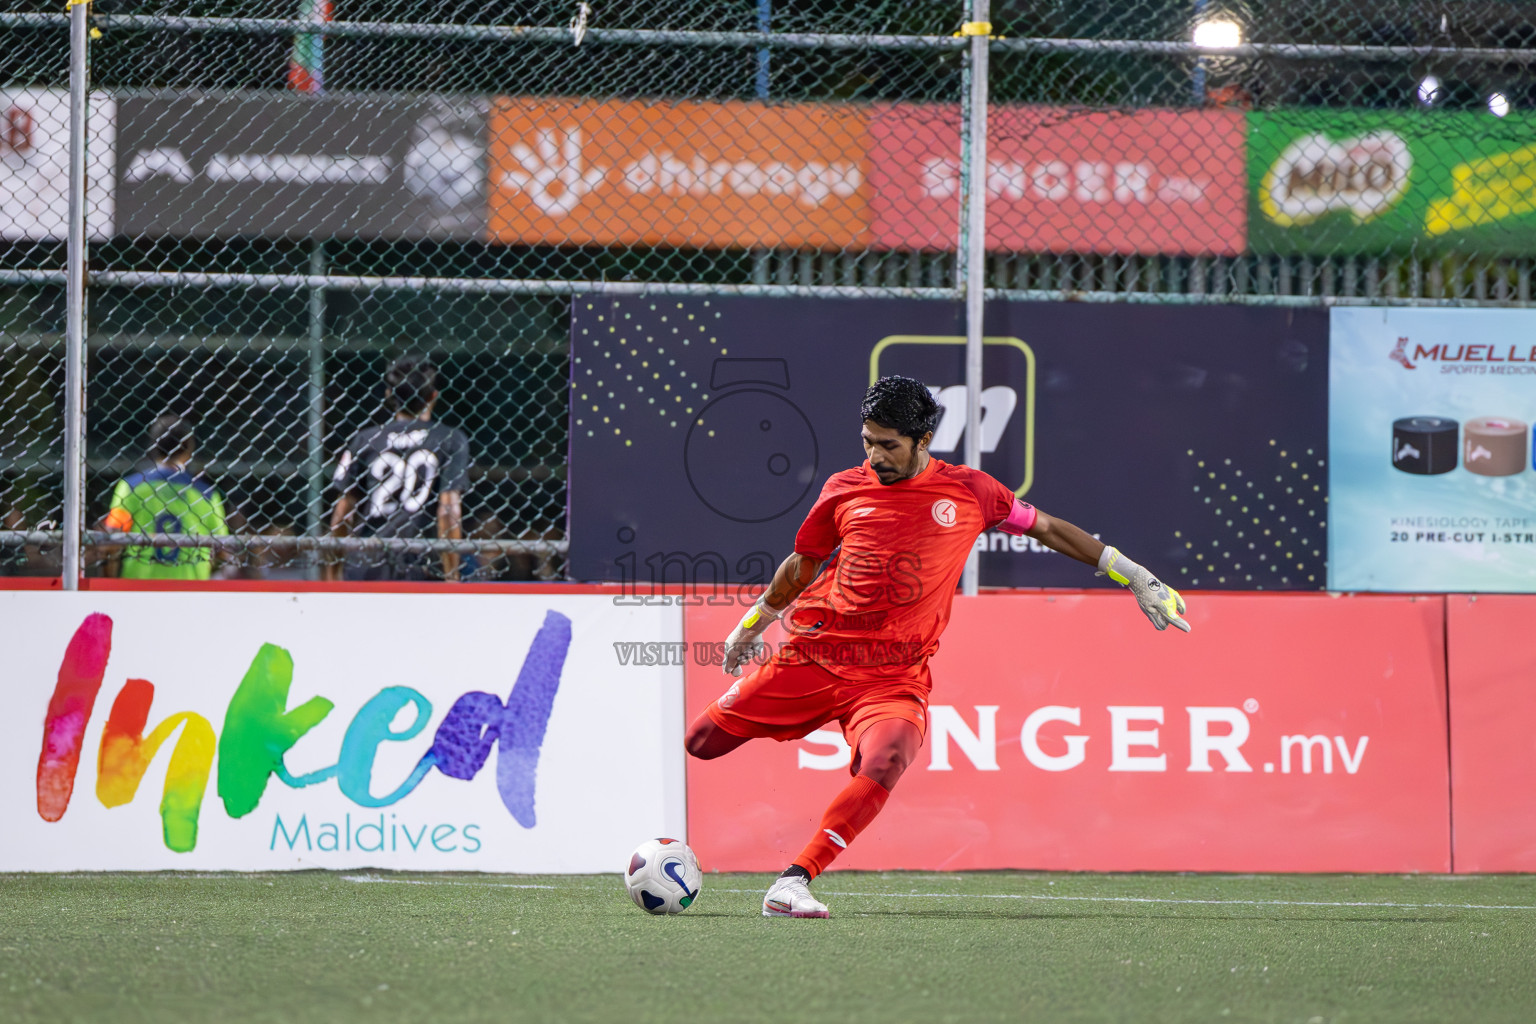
[717,890,1536,912]
[342,874,556,890]
[337,875,1536,911]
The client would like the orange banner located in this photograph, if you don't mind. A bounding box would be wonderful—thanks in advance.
[488,99,871,250]
[686,594,1450,872]
[1446,595,1536,872]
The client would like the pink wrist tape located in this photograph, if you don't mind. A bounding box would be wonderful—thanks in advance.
[998,498,1037,536]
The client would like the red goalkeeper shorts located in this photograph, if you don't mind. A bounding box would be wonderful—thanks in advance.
[704,647,929,763]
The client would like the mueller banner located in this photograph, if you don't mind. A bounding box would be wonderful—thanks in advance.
[117,94,487,239]
[1,88,115,240]
[869,106,1246,255]
[0,592,683,871]
[488,98,870,250]
[684,594,1452,873]
[568,296,1328,590]
[1330,307,1536,592]
[1249,110,1536,255]
[1446,595,1536,872]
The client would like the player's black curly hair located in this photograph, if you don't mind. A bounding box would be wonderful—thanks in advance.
[385,355,439,415]
[147,413,195,460]
[860,375,941,444]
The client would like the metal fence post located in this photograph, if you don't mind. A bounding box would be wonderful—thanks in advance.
[755,0,771,98]
[305,241,326,548]
[61,0,91,590]
[960,1,990,597]
[1191,0,1208,103]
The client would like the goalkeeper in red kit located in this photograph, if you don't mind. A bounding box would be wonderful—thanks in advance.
[684,375,1190,918]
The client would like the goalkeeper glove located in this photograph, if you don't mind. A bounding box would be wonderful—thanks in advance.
[1097,546,1190,633]
[722,597,783,676]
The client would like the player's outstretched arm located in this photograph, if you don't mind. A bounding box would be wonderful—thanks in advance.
[1025,510,1190,633]
[721,551,823,675]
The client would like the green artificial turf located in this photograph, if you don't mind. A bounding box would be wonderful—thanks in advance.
[1,871,1533,1023]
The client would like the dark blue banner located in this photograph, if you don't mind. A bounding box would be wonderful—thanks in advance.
[568,297,1327,590]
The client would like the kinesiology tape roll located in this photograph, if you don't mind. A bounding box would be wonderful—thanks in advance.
[1391,417,1458,475]
[1464,416,1528,477]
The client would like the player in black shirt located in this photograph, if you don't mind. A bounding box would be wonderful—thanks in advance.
[324,356,471,581]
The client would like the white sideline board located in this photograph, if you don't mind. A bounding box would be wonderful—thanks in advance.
[0,592,684,872]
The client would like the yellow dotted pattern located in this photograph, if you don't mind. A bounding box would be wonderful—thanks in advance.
[1179,440,1328,589]
[572,299,725,446]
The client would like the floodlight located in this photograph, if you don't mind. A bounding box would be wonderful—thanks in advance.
[1193,19,1243,49]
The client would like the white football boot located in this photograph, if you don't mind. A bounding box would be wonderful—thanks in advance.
[762,874,830,918]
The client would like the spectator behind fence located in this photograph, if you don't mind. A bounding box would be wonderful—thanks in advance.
[461,514,562,582]
[101,414,233,580]
[0,470,62,577]
[324,355,469,582]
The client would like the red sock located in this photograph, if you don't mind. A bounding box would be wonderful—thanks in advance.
[792,775,890,878]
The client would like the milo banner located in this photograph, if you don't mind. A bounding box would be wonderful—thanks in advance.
[568,298,1328,590]
[1330,307,1536,592]
[1249,110,1536,255]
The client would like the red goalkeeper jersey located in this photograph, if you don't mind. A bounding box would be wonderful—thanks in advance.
[785,457,1031,685]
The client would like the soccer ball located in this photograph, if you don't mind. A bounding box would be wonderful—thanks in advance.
[624,838,702,915]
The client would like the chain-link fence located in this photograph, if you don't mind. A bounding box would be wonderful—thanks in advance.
[3,1,1536,583]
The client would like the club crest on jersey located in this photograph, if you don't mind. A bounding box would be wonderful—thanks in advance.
[931,499,958,528]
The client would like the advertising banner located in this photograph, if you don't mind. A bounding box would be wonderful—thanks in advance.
[870,106,1246,255]
[117,94,487,239]
[685,594,1451,873]
[0,592,683,871]
[1,88,115,240]
[1249,110,1536,255]
[488,98,870,250]
[1446,594,1536,872]
[1330,307,1536,592]
[568,296,1327,590]
[485,100,1246,252]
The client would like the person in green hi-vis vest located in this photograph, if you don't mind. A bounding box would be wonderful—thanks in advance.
[102,415,232,580]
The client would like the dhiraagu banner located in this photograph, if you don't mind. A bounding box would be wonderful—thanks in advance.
[1330,308,1536,592]
[0,592,684,871]
[1250,110,1536,255]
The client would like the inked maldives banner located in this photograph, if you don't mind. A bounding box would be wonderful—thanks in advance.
[3,593,684,872]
